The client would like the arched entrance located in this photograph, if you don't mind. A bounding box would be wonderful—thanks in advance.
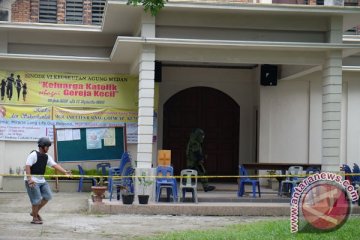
[163,87,240,178]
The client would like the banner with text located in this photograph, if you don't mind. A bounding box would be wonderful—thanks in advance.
[0,105,140,143]
[0,70,159,143]
[0,105,52,120]
[0,71,138,108]
[0,105,53,141]
[53,107,139,143]
[0,119,53,141]
[53,107,137,124]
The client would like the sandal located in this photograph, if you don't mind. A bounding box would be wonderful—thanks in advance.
[31,219,43,224]
[30,212,43,221]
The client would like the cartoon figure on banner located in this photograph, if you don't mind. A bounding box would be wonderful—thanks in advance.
[0,78,6,101]
[15,75,23,101]
[6,73,15,101]
[22,82,28,102]
[0,105,6,118]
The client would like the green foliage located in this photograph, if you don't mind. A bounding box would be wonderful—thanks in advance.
[120,168,135,195]
[44,167,55,180]
[141,217,360,240]
[86,169,102,176]
[96,177,106,186]
[127,0,166,16]
[137,171,153,195]
[44,167,107,180]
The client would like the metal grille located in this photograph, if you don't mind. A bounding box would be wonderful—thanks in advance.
[66,0,83,24]
[0,10,8,21]
[345,26,360,35]
[344,0,358,5]
[92,0,106,25]
[39,0,57,23]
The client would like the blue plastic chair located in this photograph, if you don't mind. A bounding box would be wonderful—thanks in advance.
[342,164,356,185]
[237,165,261,198]
[109,166,134,201]
[77,165,96,192]
[354,163,360,172]
[355,164,360,206]
[342,164,360,205]
[344,164,360,186]
[108,152,131,193]
[156,166,178,202]
[96,162,111,176]
[352,163,360,183]
[305,167,320,175]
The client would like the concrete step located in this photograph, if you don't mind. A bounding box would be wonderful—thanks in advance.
[89,200,291,216]
[89,199,360,216]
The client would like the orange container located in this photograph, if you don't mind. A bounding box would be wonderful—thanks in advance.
[158,150,171,166]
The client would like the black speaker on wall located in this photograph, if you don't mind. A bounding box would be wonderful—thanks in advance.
[260,64,278,86]
[155,61,162,83]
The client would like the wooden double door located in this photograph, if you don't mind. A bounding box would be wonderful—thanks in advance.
[163,87,240,178]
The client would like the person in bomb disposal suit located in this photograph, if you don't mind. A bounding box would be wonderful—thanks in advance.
[186,128,215,192]
[24,137,71,224]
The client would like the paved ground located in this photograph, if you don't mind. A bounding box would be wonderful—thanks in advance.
[0,192,283,240]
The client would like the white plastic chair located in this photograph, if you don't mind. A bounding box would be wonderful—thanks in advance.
[279,166,303,197]
[179,169,198,203]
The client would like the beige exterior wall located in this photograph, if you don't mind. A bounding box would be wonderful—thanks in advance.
[156,11,328,43]
[158,66,258,165]
[1,2,360,188]
[259,78,310,164]
[345,72,360,167]
[259,70,352,167]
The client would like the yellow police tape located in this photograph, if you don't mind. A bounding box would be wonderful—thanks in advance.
[0,173,359,179]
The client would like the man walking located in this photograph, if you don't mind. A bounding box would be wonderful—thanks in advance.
[25,137,71,224]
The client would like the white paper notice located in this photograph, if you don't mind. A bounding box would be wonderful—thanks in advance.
[86,128,102,149]
[57,130,65,141]
[72,129,81,140]
[64,129,73,141]
[104,128,115,146]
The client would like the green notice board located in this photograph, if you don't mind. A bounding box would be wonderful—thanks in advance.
[55,127,125,162]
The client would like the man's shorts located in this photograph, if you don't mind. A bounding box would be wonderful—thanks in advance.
[25,181,52,205]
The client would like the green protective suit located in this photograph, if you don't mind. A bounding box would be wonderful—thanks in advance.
[186,128,209,188]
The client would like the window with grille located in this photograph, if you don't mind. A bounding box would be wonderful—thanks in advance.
[344,0,358,5]
[66,0,83,24]
[39,0,57,23]
[345,27,360,35]
[0,10,8,21]
[92,0,106,25]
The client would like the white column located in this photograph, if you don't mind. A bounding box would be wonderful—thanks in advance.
[326,16,343,44]
[0,30,6,188]
[136,12,155,169]
[321,15,343,172]
[322,50,342,172]
[140,12,155,38]
[0,141,5,187]
[0,31,8,53]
